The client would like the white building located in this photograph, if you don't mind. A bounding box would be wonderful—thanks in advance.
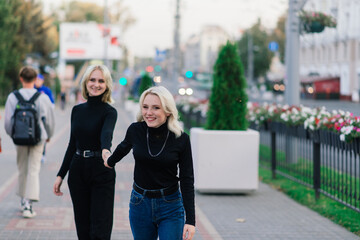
[183,25,230,75]
[300,0,360,100]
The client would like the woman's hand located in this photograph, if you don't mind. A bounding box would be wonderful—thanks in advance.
[102,149,112,168]
[183,224,195,240]
[53,176,63,196]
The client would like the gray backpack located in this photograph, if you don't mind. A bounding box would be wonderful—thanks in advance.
[11,90,42,145]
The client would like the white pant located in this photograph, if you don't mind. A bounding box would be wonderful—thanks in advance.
[16,143,44,201]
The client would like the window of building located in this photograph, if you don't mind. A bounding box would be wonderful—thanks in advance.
[334,43,338,61]
[344,42,347,60]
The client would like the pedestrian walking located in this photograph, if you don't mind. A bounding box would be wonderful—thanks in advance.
[35,73,55,163]
[35,73,55,104]
[60,89,66,110]
[4,66,55,218]
[53,65,118,240]
[104,86,196,240]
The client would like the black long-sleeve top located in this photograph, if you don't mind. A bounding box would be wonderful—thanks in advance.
[107,121,195,226]
[57,94,117,179]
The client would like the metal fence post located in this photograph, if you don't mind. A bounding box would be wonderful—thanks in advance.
[271,131,277,179]
[313,142,321,199]
[195,111,201,127]
[185,111,190,130]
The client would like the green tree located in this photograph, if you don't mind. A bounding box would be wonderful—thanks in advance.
[138,73,153,97]
[0,0,23,103]
[206,41,248,130]
[0,0,58,104]
[64,1,104,23]
[19,0,58,67]
[238,19,272,80]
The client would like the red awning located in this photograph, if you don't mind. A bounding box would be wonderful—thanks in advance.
[301,76,340,84]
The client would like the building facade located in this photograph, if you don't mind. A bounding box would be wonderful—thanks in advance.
[300,0,360,100]
[183,25,230,75]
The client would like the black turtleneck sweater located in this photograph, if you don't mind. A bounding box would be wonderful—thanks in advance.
[107,121,195,226]
[57,94,117,179]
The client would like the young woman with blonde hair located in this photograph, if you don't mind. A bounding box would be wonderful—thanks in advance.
[54,65,117,240]
[105,86,196,240]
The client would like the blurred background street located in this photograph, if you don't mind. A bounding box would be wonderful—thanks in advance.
[0,102,359,239]
[1,0,360,238]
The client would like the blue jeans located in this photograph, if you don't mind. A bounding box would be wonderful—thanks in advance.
[129,188,185,240]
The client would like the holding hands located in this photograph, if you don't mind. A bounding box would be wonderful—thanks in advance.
[102,149,112,168]
[53,148,113,197]
[183,224,196,240]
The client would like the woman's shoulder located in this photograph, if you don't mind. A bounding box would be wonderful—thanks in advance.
[179,131,189,141]
[71,103,82,112]
[103,103,117,114]
[124,122,145,136]
[171,130,189,143]
[129,121,145,130]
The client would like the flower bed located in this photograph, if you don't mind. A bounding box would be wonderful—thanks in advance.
[176,99,360,144]
[247,102,360,143]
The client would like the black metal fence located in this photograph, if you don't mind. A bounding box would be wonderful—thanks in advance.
[178,107,206,131]
[253,122,360,213]
[179,107,360,213]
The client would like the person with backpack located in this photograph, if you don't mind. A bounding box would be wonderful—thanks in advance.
[4,66,55,218]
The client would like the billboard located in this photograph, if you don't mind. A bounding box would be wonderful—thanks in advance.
[60,22,122,60]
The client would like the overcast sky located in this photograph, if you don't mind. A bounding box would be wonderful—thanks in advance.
[43,0,288,58]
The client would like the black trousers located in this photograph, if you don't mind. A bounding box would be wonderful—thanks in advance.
[68,154,116,240]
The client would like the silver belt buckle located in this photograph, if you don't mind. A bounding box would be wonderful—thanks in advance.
[83,150,91,158]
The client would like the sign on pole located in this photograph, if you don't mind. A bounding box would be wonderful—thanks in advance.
[60,22,122,60]
[268,41,279,52]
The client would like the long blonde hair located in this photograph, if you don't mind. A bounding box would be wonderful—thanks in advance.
[137,86,183,138]
[81,65,114,103]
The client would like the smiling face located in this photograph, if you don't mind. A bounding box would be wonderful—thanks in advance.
[142,94,169,128]
[86,69,106,97]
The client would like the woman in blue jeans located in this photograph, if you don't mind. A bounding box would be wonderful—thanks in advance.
[105,86,196,240]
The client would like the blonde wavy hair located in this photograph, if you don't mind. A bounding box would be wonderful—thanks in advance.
[137,86,183,138]
[81,65,114,103]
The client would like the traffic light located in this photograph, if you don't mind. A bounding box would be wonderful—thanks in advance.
[119,77,127,86]
[146,66,154,73]
[154,65,162,72]
[185,71,193,78]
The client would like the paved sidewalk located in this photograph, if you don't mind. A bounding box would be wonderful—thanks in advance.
[0,102,359,240]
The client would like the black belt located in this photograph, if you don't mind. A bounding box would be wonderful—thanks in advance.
[133,183,179,198]
[76,149,102,158]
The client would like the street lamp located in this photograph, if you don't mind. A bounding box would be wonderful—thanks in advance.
[285,0,308,105]
[103,0,110,68]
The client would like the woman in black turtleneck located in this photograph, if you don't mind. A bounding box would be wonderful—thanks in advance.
[53,65,117,240]
[104,86,196,240]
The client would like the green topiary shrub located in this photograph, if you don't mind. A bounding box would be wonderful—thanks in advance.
[206,41,248,130]
[138,73,153,97]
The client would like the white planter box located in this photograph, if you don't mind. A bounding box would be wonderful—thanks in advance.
[124,100,139,121]
[190,128,259,193]
[124,100,136,112]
